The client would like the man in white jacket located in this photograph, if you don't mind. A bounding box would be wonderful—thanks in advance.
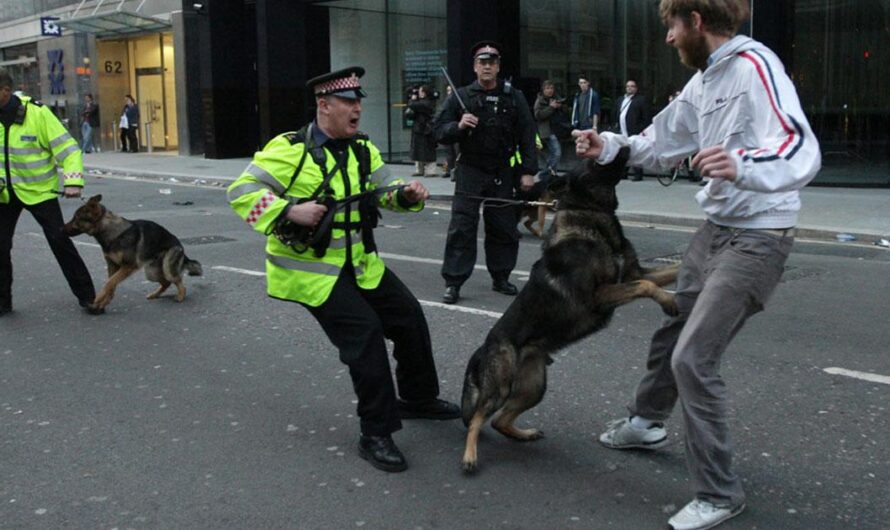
[575,1,821,529]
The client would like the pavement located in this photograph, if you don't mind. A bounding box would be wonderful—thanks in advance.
[81,150,890,245]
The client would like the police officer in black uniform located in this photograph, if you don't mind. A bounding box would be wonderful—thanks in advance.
[435,41,538,304]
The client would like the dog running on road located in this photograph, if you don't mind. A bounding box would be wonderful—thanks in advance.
[63,194,202,312]
[460,149,679,473]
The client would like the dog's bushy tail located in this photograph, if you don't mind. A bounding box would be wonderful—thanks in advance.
[164,246,202,278]
[184,257,203,276]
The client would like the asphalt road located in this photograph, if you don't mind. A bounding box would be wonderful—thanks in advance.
[2,176,888,529]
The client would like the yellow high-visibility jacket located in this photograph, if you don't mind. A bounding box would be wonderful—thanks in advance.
[1,95,84,205]
[227,125,422,306]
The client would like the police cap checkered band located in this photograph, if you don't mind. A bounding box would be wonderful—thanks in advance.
[306,66,367,99]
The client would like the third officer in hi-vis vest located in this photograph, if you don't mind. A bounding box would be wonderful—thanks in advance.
[228,67,460,474]
[435,41,538,305]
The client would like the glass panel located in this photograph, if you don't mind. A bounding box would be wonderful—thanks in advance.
[137,74,165,149]
[1,43,40,96]
[522,0,693,132]
[162,33,178,149]
[387,3,447,161]
[522,0,616,124]
[328,1,446,161]
[131,34,165,150]
[96,39,131,151]
[794,0,890,185]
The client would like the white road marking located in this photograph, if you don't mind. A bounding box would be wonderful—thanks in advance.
[823,367,890,385]
[419,300,502,318]
[211,265,266,277]
[378,251,530,277]
[27,232,99,248]
[212,264,505,318]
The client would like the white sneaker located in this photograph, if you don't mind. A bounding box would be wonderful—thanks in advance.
[599,417,668,450]
[668,498,745,530]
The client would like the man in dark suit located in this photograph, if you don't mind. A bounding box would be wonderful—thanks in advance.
[615,79,651,181]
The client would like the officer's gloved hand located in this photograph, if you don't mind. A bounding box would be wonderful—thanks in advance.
[402,181,429,203]
[287,201,328,227]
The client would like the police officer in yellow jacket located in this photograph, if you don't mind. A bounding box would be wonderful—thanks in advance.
[228,67,459,473]
[0,69,98,316]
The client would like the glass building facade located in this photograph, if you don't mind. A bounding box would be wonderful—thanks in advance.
[322,0,889,186]
[1,0,888,185]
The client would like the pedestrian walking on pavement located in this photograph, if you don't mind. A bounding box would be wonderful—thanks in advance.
[407,85,438,177]
[533,79,564,179]
[227,66,460,474]
[80,93,99,154]
[570,74,600,131]
[614,79,650,181]
[119,95,139,153]
[434,40,538,305]
[574,1,821,528]
[439,85,458,181]
[0,68,101,316]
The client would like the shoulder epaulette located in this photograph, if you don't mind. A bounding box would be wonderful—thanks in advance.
[354,131,369,141]
[29,99,43,107]
[283,130,305,145]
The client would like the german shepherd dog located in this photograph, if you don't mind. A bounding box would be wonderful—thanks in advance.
[461,148,679,473]
[63,195,203,311]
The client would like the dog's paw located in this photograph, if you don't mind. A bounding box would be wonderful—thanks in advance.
[461,459,479,474]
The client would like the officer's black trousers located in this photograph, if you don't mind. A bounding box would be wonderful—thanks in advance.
[0,188,96,309]
[305,267,441,437]
[441,163,519,287]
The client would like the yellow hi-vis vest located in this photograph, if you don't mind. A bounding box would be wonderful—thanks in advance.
[227,126,422,307]
[0,95,84,205]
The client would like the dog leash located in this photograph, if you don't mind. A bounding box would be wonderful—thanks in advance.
[52,190,86,201]
[324,183,407,211]
[453,191,557,209]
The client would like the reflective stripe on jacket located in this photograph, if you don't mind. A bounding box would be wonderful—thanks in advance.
[227,130,422,306]
[0,95,84,205]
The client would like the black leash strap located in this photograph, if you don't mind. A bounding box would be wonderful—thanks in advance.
[329,183,406,211]
[453,191,557,209]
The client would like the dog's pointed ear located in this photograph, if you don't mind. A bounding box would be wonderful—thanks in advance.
[88,194,102,203]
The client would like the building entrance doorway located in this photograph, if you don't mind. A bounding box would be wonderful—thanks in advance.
[96,32,177,151]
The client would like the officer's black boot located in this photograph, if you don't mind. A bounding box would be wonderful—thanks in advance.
[443,285,460,304]
[492,277,518,296]
[358,435,407,472]
[397,398,461,420]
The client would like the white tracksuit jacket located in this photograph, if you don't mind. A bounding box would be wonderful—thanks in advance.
[597,36,821,229]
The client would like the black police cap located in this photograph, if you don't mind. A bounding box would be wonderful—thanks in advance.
[471,40,503,60]
[306,66,367,100]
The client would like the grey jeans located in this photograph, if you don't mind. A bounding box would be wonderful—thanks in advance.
[629,221,793,507]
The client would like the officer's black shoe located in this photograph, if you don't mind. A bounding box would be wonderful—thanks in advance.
[79,299,105,315]
[443,286,460,304]
[0,305,11,317]
[492,279,518,296]
[397,398,461,420]
[358,435,407,473]
[629,176,643,182]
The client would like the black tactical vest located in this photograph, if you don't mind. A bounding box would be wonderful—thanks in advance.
[457,81,519,171]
